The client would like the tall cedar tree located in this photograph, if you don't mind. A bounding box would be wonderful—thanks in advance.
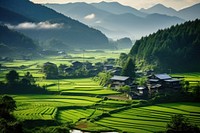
[121,57,135,79]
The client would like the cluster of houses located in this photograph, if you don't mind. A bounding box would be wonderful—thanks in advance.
[64,60,122,76]
[43,58,123,78]
[109,73,182,99]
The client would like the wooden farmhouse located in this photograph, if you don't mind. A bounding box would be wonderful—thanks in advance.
[147,73,182,94]
[110,75,131,89]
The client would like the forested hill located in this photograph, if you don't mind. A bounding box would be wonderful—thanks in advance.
[0,25,38,56]
[130,19,200,72]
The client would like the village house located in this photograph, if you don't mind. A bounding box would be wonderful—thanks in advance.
[110,75,131,89]
[147,73,182,94]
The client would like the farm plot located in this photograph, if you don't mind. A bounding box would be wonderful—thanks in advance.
[13,95,102,120]
[95,102,200,133]
[43,78,120,96]
[57,109,95,123]
[14,107,56,120]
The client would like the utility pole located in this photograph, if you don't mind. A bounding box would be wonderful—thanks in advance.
[57,78,60,92]
[82,49,84,63]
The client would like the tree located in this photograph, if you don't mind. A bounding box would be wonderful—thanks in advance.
[6,70,19,84]
[118,53,128,67]
[121,57,135,79]
[0,95,16,119]
[43,62,58,79]
[193,83,200,101]
[24,72,35,85]
[166,114,200,133]
[1,95,16,112]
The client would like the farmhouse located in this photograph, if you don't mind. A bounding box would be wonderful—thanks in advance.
[147,73,182,93]
[110,75,131,89]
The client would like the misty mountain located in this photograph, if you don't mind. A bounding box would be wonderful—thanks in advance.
[141,3,200,21]
[178,3,200,20]
[91,1,146,17]
[45,2,112,26]
[0,0,112,49]
[0,25,38,56]
[45,2,184,39]
[140,4,178,17]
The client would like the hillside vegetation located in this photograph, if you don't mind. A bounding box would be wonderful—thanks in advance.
[0,25,38,57]
[130,19,200,72]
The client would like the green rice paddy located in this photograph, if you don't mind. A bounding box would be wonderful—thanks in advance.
[95,102,200,132]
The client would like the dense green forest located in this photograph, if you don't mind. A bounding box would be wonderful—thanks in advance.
[130,19,200,72]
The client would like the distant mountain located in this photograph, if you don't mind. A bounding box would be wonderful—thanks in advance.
[0,25,38,57]
[0,0,112,49]
[91,1,146,17]
[141,3,200,20]
[116,37,133,49]
[140,4,178,17]
[178,3,200,20]
[130,19,200,72]
[45,2,184,39]
[45,2,112,25]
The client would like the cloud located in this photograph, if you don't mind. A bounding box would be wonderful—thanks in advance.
[6,21,64,30]
[84,13,95,20]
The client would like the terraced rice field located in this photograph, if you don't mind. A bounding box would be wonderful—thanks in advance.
[43,78,120,96]
[14,107,56,120]
[13,95,102,120]
[57,109,95,123]
[95,102,200,133]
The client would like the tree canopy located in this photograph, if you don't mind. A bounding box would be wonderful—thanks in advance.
[121,57,135,79]
[167,114,200,132]
[130,19,200,72]
[6,70,19,84]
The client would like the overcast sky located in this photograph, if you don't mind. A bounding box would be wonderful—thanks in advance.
[31,0,200,10]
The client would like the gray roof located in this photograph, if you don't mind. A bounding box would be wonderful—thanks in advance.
[165,79,181,82]
[149,79,159,82]
[154,74,171,80]
[110,75,129,81]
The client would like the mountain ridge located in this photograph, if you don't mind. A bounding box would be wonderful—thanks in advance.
[45,2,184,39]
[0,0,112,49]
